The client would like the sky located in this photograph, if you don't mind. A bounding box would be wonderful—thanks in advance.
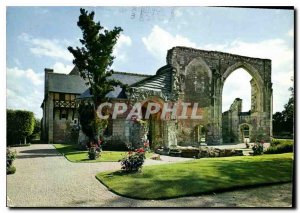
[6,6,294,118]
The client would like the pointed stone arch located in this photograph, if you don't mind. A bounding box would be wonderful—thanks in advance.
[166,46,272,145]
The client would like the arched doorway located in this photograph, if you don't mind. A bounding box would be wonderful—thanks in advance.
[140,97,165,150]
[221,68,252,143]
[239,123,252,144]
[218,62,265,144]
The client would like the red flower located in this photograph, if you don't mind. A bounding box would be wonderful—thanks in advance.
[135,148,145,153]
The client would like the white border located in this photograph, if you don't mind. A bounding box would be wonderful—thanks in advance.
[1,1,298,212]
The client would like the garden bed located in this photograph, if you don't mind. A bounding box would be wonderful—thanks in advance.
[54,144,151,162]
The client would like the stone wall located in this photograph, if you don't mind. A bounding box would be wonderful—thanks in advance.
[166,46,272,145]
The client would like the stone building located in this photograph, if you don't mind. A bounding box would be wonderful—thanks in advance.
[41,67,88,143]
[41,46,273,148]
[41,67,150,144]
[222,98,252,143]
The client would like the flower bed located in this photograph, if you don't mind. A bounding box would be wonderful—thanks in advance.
[121,148,146,173]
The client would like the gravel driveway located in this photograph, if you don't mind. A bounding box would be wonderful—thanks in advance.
[7,144,292,207]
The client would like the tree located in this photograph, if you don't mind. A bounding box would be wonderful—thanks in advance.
[282,84,294,134]
[272,77,294,138]
[68,8,124,146]
[28,118,41,142]
[7,109,35,145]
[273,112,285,134]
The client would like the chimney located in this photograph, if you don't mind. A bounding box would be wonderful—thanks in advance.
[44,68,53,95]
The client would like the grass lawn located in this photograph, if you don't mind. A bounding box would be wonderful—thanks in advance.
[54,144,151,162]
[96,153,293,199]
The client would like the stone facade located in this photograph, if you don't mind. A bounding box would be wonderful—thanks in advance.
[222,98,253,143]
[41,68,88,143]
[128,46,273,146]
[42,46,273,148]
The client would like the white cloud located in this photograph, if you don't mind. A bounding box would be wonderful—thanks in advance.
[287,28,294,37]
[7,67,44,118]
[52,62,74,74]
[142,25,196,62]
[19,33,73,62]
[174,9,183,17]
[113,34,132,62]
[6,62,75,118]
[142,26,293,113]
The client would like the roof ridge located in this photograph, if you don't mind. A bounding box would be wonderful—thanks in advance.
[113,71,152,77]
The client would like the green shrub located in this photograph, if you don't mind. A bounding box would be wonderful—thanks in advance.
[121,148,146,173]
[271,138,293,146]
[265,139,293,154]
[88,146,100,160]
[7,148,16,167]
[252,142,264,155]
[7,165,16,175]
[7,148,17,175]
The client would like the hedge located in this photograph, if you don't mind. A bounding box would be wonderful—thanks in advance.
[264,138,293,154]
[7,109,35,145]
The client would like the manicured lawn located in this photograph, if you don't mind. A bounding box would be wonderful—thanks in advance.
[96,153,293,199]
[54,144,151,162]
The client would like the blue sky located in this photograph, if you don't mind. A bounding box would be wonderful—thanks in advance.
[6,7,294,118]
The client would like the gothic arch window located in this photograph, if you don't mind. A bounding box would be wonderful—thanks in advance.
[184,58,212,107]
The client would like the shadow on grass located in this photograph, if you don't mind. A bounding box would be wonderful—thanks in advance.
[96,156,293,200]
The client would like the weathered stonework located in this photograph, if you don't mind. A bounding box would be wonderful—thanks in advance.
[128,46,272,146]
[42,46,272,148]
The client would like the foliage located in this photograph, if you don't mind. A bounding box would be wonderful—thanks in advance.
[264,138,293,154]
[273,79,294,138]
[7,165,16,175]
[7,109,35,145]
[68,8,125,147]
[252,142,264,155]
[88,145,100,160]
[65,120,80,143]
[7,148,16,167]
[121,148,146,173]
[271,138,293,146]
[53,144,152,162]
[151,137,164,151]
[28,118,41,142]
[96,153,293,200]
[7,148,17,174]
[68,8,124,105]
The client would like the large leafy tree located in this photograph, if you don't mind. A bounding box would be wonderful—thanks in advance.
[7,109,35,145]
[273,77,294,138]
[68,8,123,145]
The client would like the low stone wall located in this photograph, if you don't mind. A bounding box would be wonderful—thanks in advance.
[167,146,244,158]
[199,147,243,158]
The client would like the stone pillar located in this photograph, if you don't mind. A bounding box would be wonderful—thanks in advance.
[166,120,177,148]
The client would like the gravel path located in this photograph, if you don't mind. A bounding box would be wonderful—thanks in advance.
[7,144,292,207]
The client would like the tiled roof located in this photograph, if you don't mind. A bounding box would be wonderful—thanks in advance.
[48,73,88,94]
[77,71,152,99]
[131,65,173,93]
